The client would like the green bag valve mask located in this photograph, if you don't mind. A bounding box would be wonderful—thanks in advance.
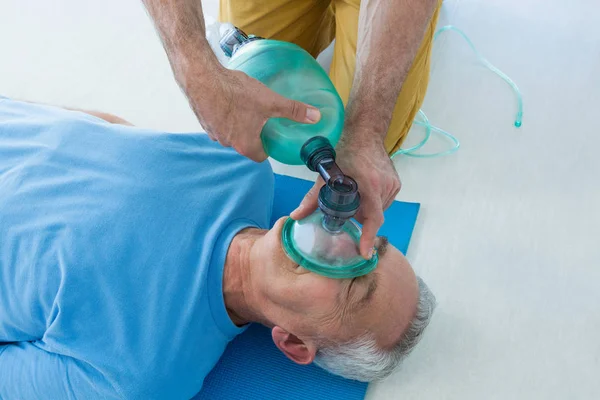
[219,26,345,165]
[281,136,378,279]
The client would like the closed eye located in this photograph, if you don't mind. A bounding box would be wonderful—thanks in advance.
[344,273,378,310]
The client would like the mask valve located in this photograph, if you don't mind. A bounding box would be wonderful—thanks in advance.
[300,136,360,233]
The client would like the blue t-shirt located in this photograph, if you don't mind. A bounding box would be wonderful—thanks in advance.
[0,98,274,399]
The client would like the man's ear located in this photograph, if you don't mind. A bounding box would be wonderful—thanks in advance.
[271,326,317,365]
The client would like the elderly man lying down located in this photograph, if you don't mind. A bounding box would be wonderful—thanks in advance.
[0,97,436,399]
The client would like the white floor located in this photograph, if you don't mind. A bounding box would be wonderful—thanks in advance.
[2,0,599,399]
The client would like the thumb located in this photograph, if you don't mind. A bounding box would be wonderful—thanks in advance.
[290,178,324,220]
[270,94,321,124]
[360,217,383,260]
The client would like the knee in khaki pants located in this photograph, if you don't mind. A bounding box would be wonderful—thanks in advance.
[219,0,335,58]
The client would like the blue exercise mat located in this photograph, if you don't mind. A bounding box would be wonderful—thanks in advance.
[193,174,420,400]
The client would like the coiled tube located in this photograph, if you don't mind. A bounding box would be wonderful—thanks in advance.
[392,25,523,159]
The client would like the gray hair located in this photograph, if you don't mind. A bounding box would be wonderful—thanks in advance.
[314,276,437,382]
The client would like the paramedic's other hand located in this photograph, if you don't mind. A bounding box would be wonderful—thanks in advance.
[178,61,321,162]
[291,135,400,259]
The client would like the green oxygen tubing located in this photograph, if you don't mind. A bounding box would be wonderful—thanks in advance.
[391,25,524,159]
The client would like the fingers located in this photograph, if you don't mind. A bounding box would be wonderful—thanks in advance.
[206,130,233,150]
[363,178,398,257]
[382,169,402,210]
[290,178,324,220]
[206,131,217,141]
[270,94,321,124]
[356,197,384,259]
[382,180,401,210]
[217,136,231,147]
[235,136,268,162]
[207,129,266,162]
[235,117,269,162]
[205,121,266,162]
[360,215,384,260]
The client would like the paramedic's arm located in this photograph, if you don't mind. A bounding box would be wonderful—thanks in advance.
[293,0,438,258]
[0,343,120,399]
[141,0,320,161]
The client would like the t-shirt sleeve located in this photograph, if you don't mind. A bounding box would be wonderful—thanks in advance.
[0,343,122,400]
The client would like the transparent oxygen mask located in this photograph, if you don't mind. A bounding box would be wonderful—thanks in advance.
[281,209,378,279]
[279,135,378,278]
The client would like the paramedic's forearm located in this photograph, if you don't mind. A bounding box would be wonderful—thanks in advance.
[346,0,437,139]
[142,0,321,162]
[142,0,222,89]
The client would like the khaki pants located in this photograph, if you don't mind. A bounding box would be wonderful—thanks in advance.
[220,0,442,154]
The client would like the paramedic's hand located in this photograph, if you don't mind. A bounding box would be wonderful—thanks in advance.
[291,135,401,259]
[142,0,320,162]
[179,61,321,162]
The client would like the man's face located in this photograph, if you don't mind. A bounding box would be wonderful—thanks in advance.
[251,217,419,350]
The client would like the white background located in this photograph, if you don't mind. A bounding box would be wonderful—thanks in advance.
[1,0,599,398]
